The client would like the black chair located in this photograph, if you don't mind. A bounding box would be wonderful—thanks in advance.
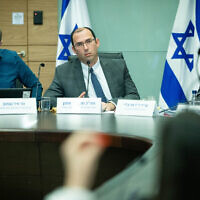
[15,79,23,88]
[68,52,124,61]
[98,52,124,59]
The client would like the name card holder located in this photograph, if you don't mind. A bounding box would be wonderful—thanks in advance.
[177,103,200,114]
[0,98,37,114]
[57,98,101,114]
[115,100,157,117]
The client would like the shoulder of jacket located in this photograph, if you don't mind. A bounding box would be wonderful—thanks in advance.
[100,57,125,67]
[0,49,17,56]
[56,58,80,70]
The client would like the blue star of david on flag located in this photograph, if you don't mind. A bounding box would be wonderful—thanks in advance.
[56,0,91,66]
[172,20,194,72]
[159,0,200,110]
[57,24,78,61]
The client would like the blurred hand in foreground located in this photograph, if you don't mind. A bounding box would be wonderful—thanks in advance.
[60,131,111,189]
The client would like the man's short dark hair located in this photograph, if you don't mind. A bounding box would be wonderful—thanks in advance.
[70,27,96,47]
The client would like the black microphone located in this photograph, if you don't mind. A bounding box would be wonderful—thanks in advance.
[36,63,45,102]
[37,63,45,80]
[158,98,194,114]
[85,61,91,97]
[196,48,200,80]
[195,48,200,99]
[159,104,180,114]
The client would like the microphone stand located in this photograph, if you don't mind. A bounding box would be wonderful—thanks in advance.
[196,49,200,99]
[85,61,91,98]
[35,63,45,105]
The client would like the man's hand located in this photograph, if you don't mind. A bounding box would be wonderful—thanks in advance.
[78,91,86,98]
[101,102,116,112]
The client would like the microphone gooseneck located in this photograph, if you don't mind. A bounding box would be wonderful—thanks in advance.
[36,63,45,102]
[196,48,200,99]
[37,63,45,80]
[159,100,192,114]
[85,61,91,98]
[159,104,179,114]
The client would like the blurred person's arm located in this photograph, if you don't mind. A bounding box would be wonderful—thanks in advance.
[44,131,109,200]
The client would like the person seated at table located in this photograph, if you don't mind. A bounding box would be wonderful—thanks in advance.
[0,29,43,101]
[44,27,140,111]
[154,111,200,200]
[44,131,109,200]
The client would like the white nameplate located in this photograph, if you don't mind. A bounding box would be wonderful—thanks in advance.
[177,103,200,114]
[0,98,37,114]
[57,98,101,114]
[115,100,157,116]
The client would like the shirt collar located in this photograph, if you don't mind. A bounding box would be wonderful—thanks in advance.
[81,57,100,70]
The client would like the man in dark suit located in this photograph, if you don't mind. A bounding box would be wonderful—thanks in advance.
[44,27,139,111]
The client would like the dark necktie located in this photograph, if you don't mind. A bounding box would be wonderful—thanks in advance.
[90,68,107,103]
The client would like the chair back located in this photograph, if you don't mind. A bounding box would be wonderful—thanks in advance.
[68,52,124,61]
[16,79,23,88]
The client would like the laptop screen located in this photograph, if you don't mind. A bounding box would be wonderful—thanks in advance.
[0,88,32,98]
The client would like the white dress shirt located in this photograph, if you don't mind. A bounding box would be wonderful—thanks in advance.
[44,187,96,200]
[81,58,112,101]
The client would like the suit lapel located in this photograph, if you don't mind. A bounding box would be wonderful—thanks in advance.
[100,58,116,97]
[73,59,87,94]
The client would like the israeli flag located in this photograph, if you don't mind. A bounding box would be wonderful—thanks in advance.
[159,0,200,109]
[56,0,91,67]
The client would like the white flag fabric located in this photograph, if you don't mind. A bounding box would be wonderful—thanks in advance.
[159,0,200,109]
[56,0,91,67]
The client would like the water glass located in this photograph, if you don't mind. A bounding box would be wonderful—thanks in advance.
[41,97,50,111]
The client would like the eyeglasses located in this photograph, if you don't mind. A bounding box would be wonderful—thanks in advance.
[74,38,95,49]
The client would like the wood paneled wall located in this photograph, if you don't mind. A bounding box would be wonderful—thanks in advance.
[0,0,58,94]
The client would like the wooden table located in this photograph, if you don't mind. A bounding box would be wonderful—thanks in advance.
[0,112,160,200]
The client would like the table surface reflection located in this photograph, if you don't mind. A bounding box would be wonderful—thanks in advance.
[0,112,159,141]
[0,111,166,200]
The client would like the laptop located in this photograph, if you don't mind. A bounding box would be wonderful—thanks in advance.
[0,88,32,98]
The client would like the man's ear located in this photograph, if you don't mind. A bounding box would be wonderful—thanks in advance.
[72,46,77,55]
[96,38,100,48]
